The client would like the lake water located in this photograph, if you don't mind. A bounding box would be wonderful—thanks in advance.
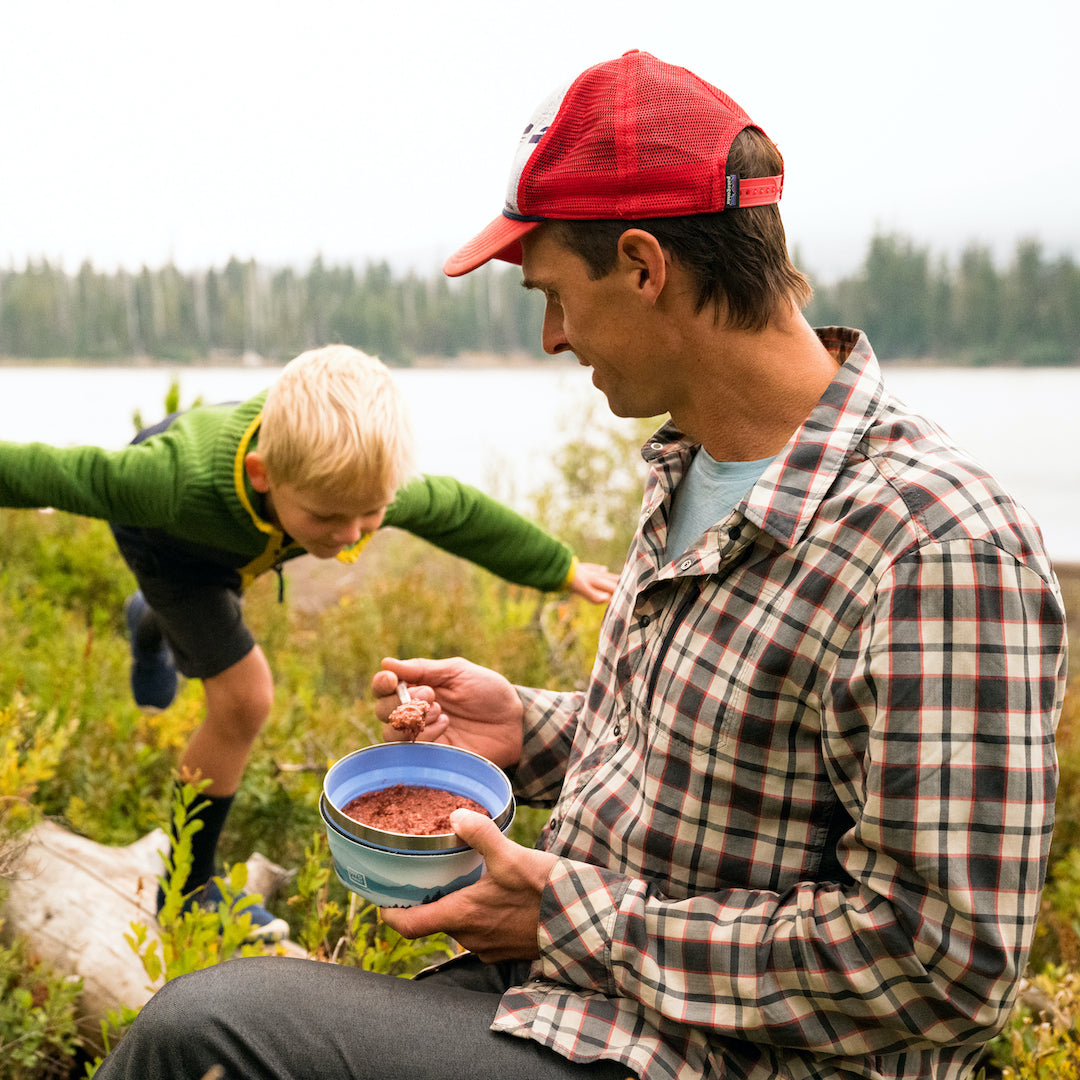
[1,362,1077,566]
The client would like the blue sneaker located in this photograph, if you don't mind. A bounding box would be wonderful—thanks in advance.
[163,879,290,944]
[124,592,178,711]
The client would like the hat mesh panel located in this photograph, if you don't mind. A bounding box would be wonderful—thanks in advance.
[517,53,752,220]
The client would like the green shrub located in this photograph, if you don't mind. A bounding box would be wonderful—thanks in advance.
[979,964,1080,1079]
[0,928,82,1080]
[287,831,456,973]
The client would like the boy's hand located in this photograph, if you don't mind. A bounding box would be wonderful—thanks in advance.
[568,561,619,604]
[373,657,524,769]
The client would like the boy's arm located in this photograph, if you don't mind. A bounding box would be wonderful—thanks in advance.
[0,439,182,525]
[382,474,577,592]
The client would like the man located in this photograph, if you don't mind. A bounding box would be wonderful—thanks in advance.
[97,50,1067,1080]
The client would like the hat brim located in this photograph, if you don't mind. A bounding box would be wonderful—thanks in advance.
[443,215,541,277]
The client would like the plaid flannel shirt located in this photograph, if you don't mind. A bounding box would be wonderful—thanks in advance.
[493,328,1067,1080]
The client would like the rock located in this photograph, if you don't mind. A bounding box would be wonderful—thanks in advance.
[1,820,301,1052]
[2,822,165,1039]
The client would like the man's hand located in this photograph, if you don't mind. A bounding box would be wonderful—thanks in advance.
[568,561,619,604]
[380,808,559,963]
[372,656,524,769]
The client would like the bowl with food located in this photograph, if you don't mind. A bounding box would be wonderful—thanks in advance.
[320,741,516,907]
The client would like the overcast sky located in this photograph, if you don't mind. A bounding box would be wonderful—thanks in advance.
[2,0,1076,284]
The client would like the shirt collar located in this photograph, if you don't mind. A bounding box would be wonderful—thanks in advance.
[748,327,884,548]
[642,328,886,551]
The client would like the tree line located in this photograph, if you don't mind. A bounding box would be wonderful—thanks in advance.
[1,234,1077,366]
[805,234,1080,366]
[0,256,544,366]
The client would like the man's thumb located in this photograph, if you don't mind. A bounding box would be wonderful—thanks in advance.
[450,808,503,855]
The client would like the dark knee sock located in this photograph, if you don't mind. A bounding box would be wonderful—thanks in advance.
[185,790,234,889]
[158,787,235,908]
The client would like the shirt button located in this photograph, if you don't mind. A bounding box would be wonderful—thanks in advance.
[650,442,664,450]
[679,558,694,572]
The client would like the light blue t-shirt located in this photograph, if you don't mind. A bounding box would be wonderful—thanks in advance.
[665,448,774,561]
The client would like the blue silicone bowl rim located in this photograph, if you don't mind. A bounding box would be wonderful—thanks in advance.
[323,742,514,851]
[319,792,516,855]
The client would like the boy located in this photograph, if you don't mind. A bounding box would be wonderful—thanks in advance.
[0,344,616,940]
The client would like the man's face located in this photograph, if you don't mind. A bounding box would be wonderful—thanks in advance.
[520,226,670,419]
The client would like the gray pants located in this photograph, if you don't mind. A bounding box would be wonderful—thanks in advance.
[95,954,635,1080]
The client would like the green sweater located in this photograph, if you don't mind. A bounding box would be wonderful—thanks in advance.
[0,393,576,592]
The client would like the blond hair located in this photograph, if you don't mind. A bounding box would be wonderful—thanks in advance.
[258,345,416,504]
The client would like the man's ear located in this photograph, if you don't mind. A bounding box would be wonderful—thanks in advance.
[245,452,271,493]
[616,229,668,304]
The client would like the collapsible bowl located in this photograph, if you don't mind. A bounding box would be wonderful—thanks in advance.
[320,742,515,907]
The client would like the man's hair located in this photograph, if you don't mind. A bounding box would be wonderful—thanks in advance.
[549,128,812,331]
[258,345,416,503]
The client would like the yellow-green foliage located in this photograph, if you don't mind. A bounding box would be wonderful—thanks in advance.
[0,510,176,846]
[0,696,76,823]
[980,965,1080,1080]
[0,685,84,1079]
[1051,691,1080,858]
[140,782,278,981]
[287,831,456,972]
[0,695,77,900]
[0,925,82,1080]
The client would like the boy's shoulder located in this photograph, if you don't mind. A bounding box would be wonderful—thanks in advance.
[131,393,268,488]
[147,391,267,443]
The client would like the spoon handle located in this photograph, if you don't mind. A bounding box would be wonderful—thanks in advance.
[395,682,411,705]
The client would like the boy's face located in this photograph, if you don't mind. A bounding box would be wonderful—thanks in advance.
[267,482,388,558]
[245,454,388,558]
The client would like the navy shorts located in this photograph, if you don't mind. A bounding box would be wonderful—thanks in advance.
[109,410,256,681]
[111,523,256,680]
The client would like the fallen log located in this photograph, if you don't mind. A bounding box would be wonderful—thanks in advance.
[1,820,301,1052]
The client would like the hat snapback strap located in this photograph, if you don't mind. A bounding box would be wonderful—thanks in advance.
[724,175,784,208]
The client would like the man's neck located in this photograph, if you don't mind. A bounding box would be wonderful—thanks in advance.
[670,310,838,462]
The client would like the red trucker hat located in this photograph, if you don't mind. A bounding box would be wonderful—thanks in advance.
[443,50,783,278]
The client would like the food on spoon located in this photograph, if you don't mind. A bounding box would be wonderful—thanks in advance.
[388,698,431,741]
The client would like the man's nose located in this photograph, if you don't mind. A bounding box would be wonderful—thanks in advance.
[541,303,571,355]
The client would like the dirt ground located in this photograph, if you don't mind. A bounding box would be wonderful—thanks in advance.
[1056,562,1080,683]
[1059,562,1080,611]
[280,552,371,615]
